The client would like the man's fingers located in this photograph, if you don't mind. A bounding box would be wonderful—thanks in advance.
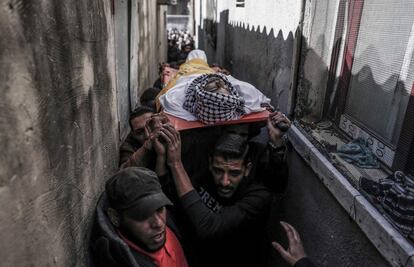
[144,124,151,139]
[272,242,291,261]
[289,223,301,242]
[270,112,291,129]
[281,221,300,242]
[271,114,290,123]
[269,110,280,117]
[154,137,163,145]
[269,111,285,118]
[283,222,300,242]
[161,124,176,142]
[271,114,288,122]
[161,126,180,149]
[272,118,289,126]
[267,118,274,129]
[161,127,174,141]
[280,221,297,246]
[159,131,172,144]
[163,123,181,143]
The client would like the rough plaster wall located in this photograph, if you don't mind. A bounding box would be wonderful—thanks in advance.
[0,1,118,266]
[223,24,294,114]
[196,0,301,114]
[158,5,168,67]
[296,0,339,120]
[279,150,389,267]
[137,0,163,98]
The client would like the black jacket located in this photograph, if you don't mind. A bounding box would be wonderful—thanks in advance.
[294,257,317,267]
[176,171,273,267]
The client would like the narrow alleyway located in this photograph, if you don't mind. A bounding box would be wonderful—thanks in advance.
[2,1,414,267]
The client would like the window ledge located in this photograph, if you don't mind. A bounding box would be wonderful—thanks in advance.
[288,125,414,267]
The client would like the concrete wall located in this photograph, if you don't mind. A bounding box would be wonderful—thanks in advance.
[295,0,341,121]
[195,0,302,114]
[0,0,166,266]
[157,5,168,64]
[137,0,166,95]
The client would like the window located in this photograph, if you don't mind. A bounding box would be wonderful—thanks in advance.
[236,0,245,8]
[329,0,414,173]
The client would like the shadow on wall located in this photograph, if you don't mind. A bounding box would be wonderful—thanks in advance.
[198,10,294,115]
[297,33,410,143]
[196,7,413,267]
[284,15,414,267]
[0,1,118,266]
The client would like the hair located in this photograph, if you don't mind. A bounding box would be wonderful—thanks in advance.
[140,88,160,109]
[158,62,169,74]
[129,106,155,129]
[212,133,250,162]
[183,43,194,50]
[169,63,179,70]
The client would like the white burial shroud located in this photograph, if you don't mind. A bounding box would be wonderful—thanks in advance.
[159,50,271,121]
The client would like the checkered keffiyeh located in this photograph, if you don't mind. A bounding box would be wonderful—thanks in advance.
[183,73,245,124]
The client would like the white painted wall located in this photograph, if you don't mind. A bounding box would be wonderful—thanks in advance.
[210,0,302,38]
[228,0,301,36]
[194,0,303,113]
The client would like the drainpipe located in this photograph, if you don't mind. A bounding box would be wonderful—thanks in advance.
[288,0,306,120]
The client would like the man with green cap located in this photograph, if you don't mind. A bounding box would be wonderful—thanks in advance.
[90,167,188,267]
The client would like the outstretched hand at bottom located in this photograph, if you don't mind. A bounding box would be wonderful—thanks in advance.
[272,221,307,266]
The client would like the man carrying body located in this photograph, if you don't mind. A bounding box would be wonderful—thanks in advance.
[222,110,291,193]
[119,107,168,178]
[90,167,188,267]
[160,125,273,267]
[119,106,154,168]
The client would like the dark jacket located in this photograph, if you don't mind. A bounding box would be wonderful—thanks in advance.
[90,193,180,267]
[294,257,317,267]
[177,171,273,267]
[249,140,289,194]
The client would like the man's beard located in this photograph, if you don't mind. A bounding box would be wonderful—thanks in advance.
[120,227,166,253]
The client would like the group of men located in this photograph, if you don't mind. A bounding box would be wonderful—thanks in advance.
[90,49,316,267]
[167,28,195,65]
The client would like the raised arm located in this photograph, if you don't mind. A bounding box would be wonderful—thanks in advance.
[161,124,272,239]
[119,136,153,169]
[254,111,291,193]
[160,124,194,197]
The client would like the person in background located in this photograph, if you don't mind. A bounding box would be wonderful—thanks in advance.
[272,221,317,267]
[140,88,160,110]
[210,63,231,75]
[153,63,179,90]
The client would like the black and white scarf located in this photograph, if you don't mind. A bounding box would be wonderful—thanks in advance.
[183,73,245,124]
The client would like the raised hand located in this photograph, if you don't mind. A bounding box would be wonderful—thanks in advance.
[268,111,291,144]
[272,221,306,266]
[159,124,182,166]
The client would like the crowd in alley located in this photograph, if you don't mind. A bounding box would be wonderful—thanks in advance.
[89,29,316,267]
